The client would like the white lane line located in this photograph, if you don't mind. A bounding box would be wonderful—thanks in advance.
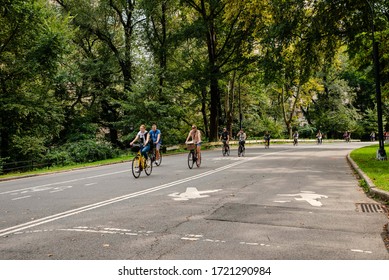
[0,149,292,237]
[0,170,128,195]
[11,195,31,201]
[351,249,372,254]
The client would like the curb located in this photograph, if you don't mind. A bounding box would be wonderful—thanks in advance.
[347,154,389,203]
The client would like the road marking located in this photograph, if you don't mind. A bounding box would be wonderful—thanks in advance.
[351,249,372,254]
[11,195,31,201]
[169,187,222,201]
[0,149,292,237]
[276,191,328,207]
[49,186,73,193]
[0,170,128,196]
[212,157,242,161]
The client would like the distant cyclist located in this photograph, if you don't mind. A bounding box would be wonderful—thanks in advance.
[316,130,323,145]
[220,127,230,150]
[264,131,271,148]
[149,124,162,161]
[293,131,299,146]
[237,129,247,148]
[130,124,151,160]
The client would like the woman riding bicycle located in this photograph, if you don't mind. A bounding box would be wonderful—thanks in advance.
[130,124,151,160]
[185,124,202,161]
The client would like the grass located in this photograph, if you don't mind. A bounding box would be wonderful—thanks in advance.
[0,154,134,180]
[0,148,190,180]
[350,144,389,192]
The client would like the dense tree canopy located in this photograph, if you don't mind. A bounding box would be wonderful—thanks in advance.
[1,0,388,168]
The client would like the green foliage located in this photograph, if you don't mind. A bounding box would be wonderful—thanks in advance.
[48,140,120,164]
[0,0,70,162]
[2,0,389,168]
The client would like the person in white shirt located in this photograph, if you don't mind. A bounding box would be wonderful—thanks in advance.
[130,124,151,159]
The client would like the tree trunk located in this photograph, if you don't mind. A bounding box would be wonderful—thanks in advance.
[226,71,236,138]
[201,87,209,138]
[206,19,220,141]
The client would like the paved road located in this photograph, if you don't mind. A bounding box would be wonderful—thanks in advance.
[0,142,388,259]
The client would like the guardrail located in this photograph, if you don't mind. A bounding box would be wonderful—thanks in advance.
[0,159,58,175]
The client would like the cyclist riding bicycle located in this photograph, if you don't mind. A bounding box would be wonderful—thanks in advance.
[220,127,230,150]
[293,131,299,145]
[316,130,323,144]
[185,124,202,161]
[149,124,162,161]
[264,131,271,147]
[237,129,246,148]
[130,124,151,160]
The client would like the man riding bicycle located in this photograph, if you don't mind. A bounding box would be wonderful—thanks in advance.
[293,131,299,145]
[237,129,246,148]
[264,131,271,147]
[220,127,230,151]
[149,124,162,161]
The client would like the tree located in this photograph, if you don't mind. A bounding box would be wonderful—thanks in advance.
[55,0,144,147]
[0,0,69,161]
[180,0,258,140]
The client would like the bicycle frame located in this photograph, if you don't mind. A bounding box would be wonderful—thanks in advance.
[238,141,245,157]
[187,144,201,169]
[131,145,152,178]
[222,141,230,156]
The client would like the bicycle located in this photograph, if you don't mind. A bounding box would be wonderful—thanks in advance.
[238,140,245,157]
[293,137,298,146]
[186,141,201,169]
[222,141,230,156]
[264,137,270,149]
[131,144,152,178]
[149,145,162,166]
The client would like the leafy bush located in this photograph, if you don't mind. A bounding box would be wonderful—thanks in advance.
[45,150,74,166]
[47,140,120,164]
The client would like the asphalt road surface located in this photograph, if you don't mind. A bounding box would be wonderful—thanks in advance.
[0,142,388,260]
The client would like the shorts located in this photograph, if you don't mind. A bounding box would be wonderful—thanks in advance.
[196,142,202,147]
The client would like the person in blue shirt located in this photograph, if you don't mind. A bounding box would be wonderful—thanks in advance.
[149,124,162,161]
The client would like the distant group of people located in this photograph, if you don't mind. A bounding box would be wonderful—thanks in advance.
[219,127,247,150]
[130,123,384,166]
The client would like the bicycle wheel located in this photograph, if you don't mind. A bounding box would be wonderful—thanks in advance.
[242,147,245,156]
[155,151,162,166]
[238,145,242,157]
[188,151,194,169]
[226,145,230,156]
[222,145,226,156]
[131,156,141,178]
[196,152,201,167]
[144,157,153,176]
